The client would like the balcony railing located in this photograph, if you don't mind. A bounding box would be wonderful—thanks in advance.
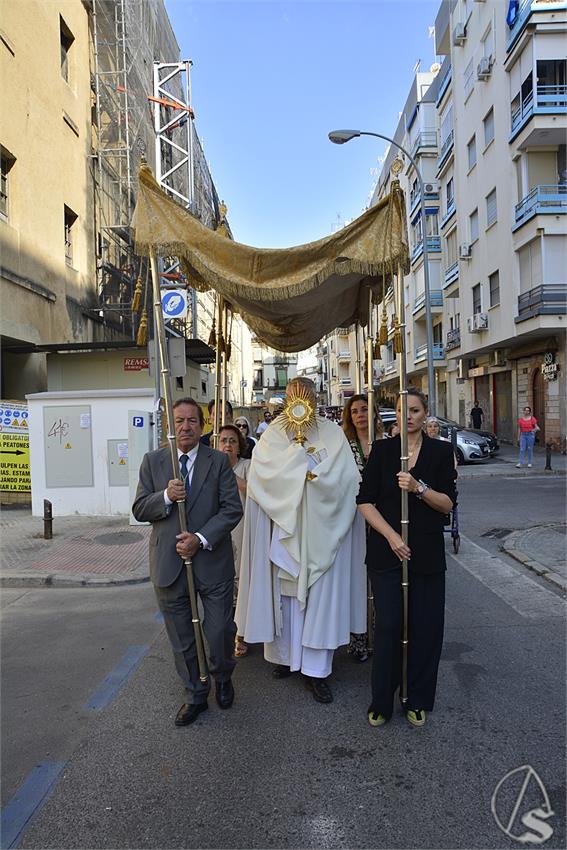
[440,198,456,230]
[507,0,534,50]
[511,85,567,135]
[411,131,438,158]
[437,130,454,171]
[411,236,441,263]
[336,351,351,361]
[414,343,445,362]
[443,261,459,288]
[445,328,461,351]
[384,361,397,375]
[515,284,567,323]
[513,184,567,229]
[413,289,444,314]
[436,67,452,106]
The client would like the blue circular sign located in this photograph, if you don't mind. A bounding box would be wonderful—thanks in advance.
[161,290,187,318]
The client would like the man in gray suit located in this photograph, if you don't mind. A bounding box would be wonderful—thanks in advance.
[133,397,243,726]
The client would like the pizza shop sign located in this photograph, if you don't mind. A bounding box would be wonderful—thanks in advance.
[124,357,149,372]
[541,352,559,382]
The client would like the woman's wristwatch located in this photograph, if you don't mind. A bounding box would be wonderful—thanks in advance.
[415,480,430,499]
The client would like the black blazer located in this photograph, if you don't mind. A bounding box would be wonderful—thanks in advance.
[357,435,457,574]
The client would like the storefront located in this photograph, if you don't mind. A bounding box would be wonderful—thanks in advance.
[511,337,565,452]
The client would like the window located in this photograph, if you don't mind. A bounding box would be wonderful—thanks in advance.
[426,211,439,237]
[446,177,454,213]
[60,16,74,83]
[440,104,454,147]
[433,323,443,344]
[482,25,494,61]
[467,135,477,170]
[446,228,458,267]
[472,283,482,314]
[64,205,77,266]
[483,108,494,147]
[464,59,474,99]
[469,208,479,243]
[489,270,500,307]
[486,188,497,227]
[1,147,15,220]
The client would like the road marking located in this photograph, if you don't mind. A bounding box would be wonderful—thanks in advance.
[84,644,149,712]
[1,761,66,848]
[450,534,565,620]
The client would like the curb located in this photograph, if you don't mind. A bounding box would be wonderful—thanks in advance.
[502,526,566,593]
[0,574,150,589]
[457,467,565,479]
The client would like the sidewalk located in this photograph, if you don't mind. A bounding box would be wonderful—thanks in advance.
[503,523,566,593]
[456,441,566,479]
[0,507,150,588]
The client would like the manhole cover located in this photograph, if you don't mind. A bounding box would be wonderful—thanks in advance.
[481,528,512,539]
[93,531,143,546]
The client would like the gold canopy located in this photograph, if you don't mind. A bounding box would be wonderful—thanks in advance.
[132,165,409,353]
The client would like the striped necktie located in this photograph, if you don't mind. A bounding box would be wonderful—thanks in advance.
[179,454,191,496]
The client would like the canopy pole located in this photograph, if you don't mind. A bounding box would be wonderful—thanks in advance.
[220,302,228,429]
[354,324,361,394]
[396,261,410,707]
[367,290,375,449]
[149,249,208,684]
[212,296,223,449]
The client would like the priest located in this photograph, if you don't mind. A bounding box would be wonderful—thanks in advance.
[235,377,366,703]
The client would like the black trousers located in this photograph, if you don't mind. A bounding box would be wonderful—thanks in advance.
[154,568,236,705]
[369,566,445,718]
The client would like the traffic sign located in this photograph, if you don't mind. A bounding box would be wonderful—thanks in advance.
[161,289,188,320]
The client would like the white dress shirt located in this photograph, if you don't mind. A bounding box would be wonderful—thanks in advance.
[163,445,211,549]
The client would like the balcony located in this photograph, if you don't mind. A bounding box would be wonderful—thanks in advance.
[336,350,351,362]
[445,328,461,351]
[411,131,438,159]
[411,236,441,264]
[339,377,352,386]
[437,130,454,172]
[436,67,452,105]
[515,284,567,323]
[384,361,397,375]
[443,261,459,288]
[337,327,350,335]
[413,289,444,316]
[414,343,445,363]
[511,85,567,139]
[513,185,567,230]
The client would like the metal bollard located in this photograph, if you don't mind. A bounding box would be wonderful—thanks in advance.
[545,442,552,471]
[43,499,53,540]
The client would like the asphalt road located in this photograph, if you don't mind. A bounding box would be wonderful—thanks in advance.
[1,476,565,850]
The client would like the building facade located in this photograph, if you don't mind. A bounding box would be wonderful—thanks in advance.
[371,0,566,449]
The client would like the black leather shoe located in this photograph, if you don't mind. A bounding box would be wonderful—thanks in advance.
[215,679,235,709]
[304,676,333,703]
[272,665,293,679]
[174,702,208,726]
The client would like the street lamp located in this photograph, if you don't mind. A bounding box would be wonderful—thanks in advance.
[329,129,437,416]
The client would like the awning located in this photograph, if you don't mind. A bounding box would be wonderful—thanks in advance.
[132,166,409,353]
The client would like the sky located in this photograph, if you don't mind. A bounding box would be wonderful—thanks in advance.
[166,0,440,249]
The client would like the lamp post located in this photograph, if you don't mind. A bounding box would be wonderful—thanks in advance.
[329,129,437,416]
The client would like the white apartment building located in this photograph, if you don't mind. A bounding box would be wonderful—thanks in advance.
[372,0,566,449]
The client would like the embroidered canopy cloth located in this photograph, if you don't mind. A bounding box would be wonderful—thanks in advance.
[132,166,409,352]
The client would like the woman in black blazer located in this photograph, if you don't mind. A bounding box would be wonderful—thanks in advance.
[357,388,457,728]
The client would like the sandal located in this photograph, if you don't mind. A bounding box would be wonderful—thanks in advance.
[234,636,248,657]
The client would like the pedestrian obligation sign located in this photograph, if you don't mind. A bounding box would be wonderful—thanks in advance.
[161,289,188,320]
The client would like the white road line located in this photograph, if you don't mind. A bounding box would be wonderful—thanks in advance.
[450,533,565,620]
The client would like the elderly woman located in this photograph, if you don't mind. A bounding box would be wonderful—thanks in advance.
[342,395,383,662]
[218,424,251,657]
[234,415,256,459]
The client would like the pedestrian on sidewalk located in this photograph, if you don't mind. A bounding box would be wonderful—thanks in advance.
[357,388,457,729]
[516,406,539,469]
[132,397,243,727]
[469,400,484,430]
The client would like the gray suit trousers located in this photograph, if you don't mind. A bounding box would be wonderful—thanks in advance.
[154,567,237,704]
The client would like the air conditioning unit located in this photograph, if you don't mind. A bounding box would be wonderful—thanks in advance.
[453,23,466,46]
[477,57,492,80]
[459,242,472,259]
[424,180,440,194]
[467,312,489,333]
[490,350,506,367]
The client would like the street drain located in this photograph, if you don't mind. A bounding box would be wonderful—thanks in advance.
[481,528,512,539]
[93,531,143,546]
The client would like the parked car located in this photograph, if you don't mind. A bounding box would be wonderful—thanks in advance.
[471,429,499,454]
[436,417,491,464]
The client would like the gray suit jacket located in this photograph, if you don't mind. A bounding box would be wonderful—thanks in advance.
[132,444,243,588]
